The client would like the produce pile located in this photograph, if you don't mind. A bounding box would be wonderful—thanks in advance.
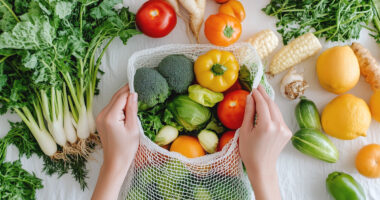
[126,42,268,199]
[135,50,258,158]
[0,0,139,197]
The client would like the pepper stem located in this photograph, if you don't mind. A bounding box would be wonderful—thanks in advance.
[211,64,227,76]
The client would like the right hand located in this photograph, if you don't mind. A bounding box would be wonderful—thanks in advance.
[239,85,292,172]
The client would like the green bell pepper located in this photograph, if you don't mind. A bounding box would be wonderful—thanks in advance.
[326,172,365,200]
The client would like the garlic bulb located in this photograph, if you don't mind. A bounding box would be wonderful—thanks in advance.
[280,68,308,100]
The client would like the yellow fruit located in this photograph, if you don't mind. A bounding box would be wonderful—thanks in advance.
[317,46,360,94]
[322,94,371,140]
[370,90,380,123]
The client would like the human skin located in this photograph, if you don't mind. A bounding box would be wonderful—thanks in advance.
[92,85,139,200]
[92,85,291,200]
[239,85,292,200]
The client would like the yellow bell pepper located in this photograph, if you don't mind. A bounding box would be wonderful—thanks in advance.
[194,49,239,92]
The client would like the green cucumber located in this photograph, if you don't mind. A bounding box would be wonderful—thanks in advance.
[295,97,322,130]
[292,129,339,163]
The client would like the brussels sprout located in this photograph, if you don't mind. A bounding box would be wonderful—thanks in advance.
[198,130,219,154]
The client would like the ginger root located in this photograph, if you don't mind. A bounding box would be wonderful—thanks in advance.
[350,42,380,90]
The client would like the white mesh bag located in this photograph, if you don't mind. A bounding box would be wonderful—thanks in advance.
[122,43,274,200]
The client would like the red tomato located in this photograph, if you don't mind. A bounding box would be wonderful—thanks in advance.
[217,90,249,129]
[218,131,236,151]
[136,0,177,38]
[224,80,242,94]
[215,0,230,3]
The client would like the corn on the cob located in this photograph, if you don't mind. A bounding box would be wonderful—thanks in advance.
[269,32,322,75]
[247,29,279,60]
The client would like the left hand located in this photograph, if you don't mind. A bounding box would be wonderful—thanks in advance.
[96,84,140,173]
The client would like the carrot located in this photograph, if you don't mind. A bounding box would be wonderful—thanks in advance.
[350,42,380,90]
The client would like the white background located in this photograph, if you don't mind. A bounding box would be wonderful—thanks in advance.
[1,0,380,199]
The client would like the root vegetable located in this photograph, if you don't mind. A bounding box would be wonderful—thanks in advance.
[178,0,206,42]
[350,42,380,90]
[280,68,308,100]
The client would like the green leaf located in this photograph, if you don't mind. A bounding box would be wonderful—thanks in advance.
[89,0,121,19]
[0,15,55,50]
[55,1,73,19]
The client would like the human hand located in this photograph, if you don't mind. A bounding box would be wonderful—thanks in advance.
[96,84,139,173]
[239,85,291,200]
[239,85,291,171]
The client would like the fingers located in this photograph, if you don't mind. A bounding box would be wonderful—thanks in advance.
[241,94,255,130]
[108,92,129,117]
[257,85,284,124]
[125,93,139,129]
[109,84,130,106]
[252,87,271,122]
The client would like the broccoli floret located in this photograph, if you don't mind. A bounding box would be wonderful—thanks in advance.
[134,68,170,109]
[157,54,194,94]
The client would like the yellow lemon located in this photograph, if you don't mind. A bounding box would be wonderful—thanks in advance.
[317,46,360,94]
[370,90,380,123]
[322,94,371,140]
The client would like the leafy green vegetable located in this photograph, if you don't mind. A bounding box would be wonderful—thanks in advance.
[138,103,181,141]
[263,0,374,44]
[0,0,139,191]
[188,84,224,107]
[0,160,43,200]
[204,115,225,134]
[239,64,257,91]
[167,95,211,132]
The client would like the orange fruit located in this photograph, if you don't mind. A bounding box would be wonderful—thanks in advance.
[170,136,206,158]
[355,144,380,178]
[218,131,236,151]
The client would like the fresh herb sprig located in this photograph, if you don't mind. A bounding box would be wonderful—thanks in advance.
[263,0,374,44]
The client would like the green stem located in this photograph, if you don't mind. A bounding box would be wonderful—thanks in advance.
[314,13,365,35]
[0,0,20,22]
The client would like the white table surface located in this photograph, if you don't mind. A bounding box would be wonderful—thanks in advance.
[1,0,380,199]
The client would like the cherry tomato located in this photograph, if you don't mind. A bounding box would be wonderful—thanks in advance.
[224,80,242,94]
[215,0,230,3]
[217,90,249,129]
[136,0,177,38]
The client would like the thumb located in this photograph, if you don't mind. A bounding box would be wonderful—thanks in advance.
[125,92,138,128]
[241,93,255,130]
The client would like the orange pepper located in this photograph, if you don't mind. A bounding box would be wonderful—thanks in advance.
[204,14,242,47]
[219,0,245,21]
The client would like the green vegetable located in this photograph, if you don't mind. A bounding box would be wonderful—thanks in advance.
[292,129,339,163]
[126,187,148,200]
[188,84,224,107]
[167,95,211,131]
[295,97,322,130]
[209,175,250,199]
[157,160,190,199]
[157,54,194,94]
[198,130,219,154]
[326,172,366,200]
[205,115,225,134]
[0,0,138,189]
[0,160,43,200]
[138,103,182,141]
[239,64,257,91]
[134,68,170,109]
[155,125,178,146]
[193,185,212,200]
[263,0,374,44]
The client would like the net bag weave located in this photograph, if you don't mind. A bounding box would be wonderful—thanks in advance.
[122,43,274,200]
